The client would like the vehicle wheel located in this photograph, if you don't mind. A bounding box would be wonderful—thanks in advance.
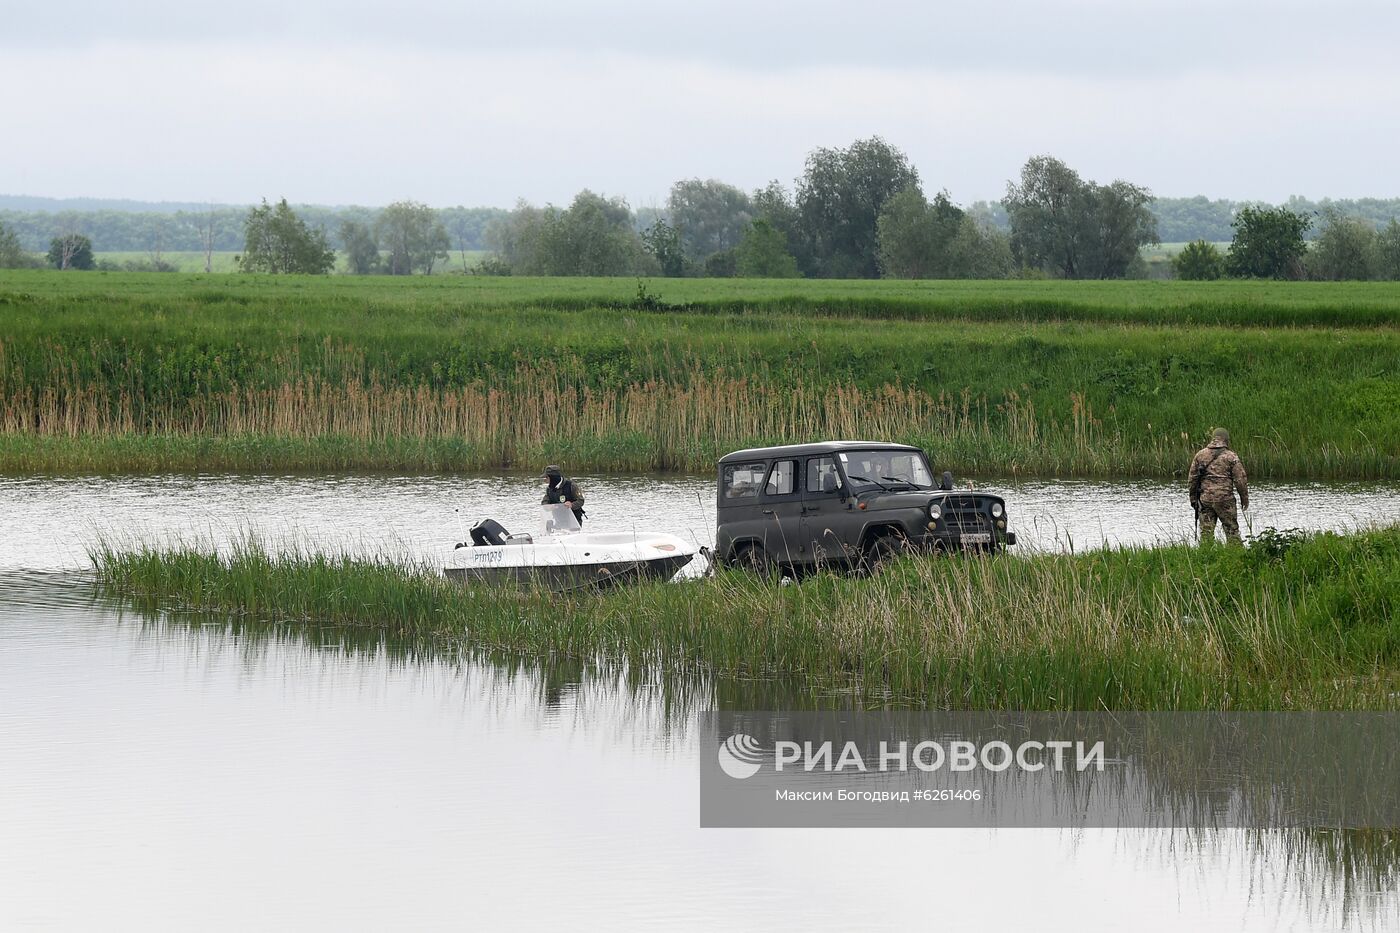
[731,543,773,577]
[863,534,907,574]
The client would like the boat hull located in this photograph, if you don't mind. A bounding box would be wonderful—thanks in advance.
[444,553,693,589]
[442,527,698,590]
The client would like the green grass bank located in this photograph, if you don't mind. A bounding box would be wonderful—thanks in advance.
[4,271,1397,477]
[92,526,1400,711]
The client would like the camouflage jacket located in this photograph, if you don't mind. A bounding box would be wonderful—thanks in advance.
[1189,441,1249,507]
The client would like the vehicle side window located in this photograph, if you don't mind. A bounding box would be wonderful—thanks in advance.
[806,457,841,495]
[722,462,767,501]
[764,460,797,497]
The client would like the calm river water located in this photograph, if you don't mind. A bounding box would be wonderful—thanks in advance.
[2,473,1398,930]
[2,471,1397,570]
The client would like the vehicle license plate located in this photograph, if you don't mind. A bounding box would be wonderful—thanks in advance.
[961,533,991,545]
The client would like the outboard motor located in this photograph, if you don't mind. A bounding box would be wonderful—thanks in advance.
[940,471,954,491]
[469,518,511,547]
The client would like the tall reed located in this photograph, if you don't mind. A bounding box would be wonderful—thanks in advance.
[91,526,1400,710]
[0,364,1315,476]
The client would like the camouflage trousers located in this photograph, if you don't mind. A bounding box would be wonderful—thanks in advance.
[1198,498,1241,544]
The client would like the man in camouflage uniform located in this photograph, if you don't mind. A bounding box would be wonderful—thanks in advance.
[1188,428,1249,544]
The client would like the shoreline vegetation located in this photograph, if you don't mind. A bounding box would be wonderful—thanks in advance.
[92,525,1400,711]
[3,273,1398,478]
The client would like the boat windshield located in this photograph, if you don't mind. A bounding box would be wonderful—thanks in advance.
[837,449,934,490]
[540,503,581,536]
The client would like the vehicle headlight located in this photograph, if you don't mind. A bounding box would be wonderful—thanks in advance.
[928,503,942,520]
[991,502,1004,518]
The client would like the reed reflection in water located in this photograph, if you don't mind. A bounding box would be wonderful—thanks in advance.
[1,578,1392,930]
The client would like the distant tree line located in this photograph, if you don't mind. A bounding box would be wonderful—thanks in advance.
[1150,195,1400,244]
[0,205,504,259]
[482,141,1150,280]
[6,137,1400,279]
[1172,207,1400,281]
[8,193,1400,259]
[213,180,1396,280]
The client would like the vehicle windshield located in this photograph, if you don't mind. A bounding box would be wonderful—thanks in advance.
[837,449,934,490]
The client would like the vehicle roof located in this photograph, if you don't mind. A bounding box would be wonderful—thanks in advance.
[718,440,923,465]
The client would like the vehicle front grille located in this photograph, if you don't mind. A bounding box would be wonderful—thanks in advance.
[941,496,994,534]
[945,510,992,534]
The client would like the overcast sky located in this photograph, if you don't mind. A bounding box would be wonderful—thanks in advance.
[4,0,1399,208]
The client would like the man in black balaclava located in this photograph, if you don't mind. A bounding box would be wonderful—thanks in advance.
[541,465,586,527]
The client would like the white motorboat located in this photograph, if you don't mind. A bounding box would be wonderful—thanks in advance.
[444,504,697,588]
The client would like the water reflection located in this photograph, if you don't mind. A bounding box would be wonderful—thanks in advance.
[6,580,1385,928]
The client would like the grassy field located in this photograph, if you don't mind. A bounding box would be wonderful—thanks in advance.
[2,271,1397,477]
[11,268,1400,324]
[91,526,1400,710]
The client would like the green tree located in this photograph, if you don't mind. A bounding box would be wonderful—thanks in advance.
[796,136,920,278]
[641,219,688,277]
[1086,179,1158,277]
[484,192,652,276]
[0,222,34,268]
[946,215,1013,279]
[239,199,336,274]
[703,248,738,277]
[1307,210,1378,280]
[484,201,549,272]
[1172,239,1226,280]
[750,181,804,271]
[1225,205,1310,279]
[876,189,965,278]
[375,200,449,275]
[555,191,652,276]
[1004,156,1157,278]
[1004,156,1091,277]
[736,219,799,277]
[1376,220,1400,281]
[47,233,94,270]
[339,220,380,275]
[666,179,752,263]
